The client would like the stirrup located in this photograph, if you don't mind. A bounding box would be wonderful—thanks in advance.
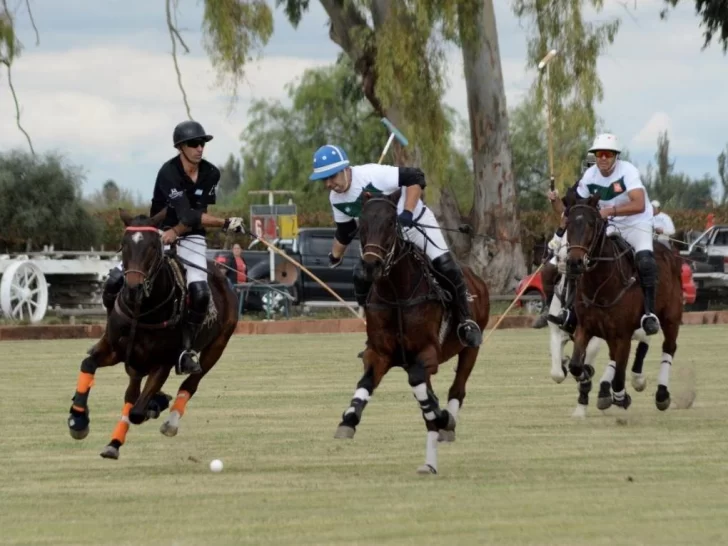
[176,349,201,375]
[640,313,660,335]
[456,319,482,347]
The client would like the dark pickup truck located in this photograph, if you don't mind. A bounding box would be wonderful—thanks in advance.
[206,227,361,308]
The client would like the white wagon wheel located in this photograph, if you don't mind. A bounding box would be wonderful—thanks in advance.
[0,261,49,323]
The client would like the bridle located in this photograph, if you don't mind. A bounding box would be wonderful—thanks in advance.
[566,204,608,274]
[122,226,166,298]
[360,197,402,275]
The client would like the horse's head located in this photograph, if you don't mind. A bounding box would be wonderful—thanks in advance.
[359,190,401,280]
[565,193,604,275]
[119,208,167,296]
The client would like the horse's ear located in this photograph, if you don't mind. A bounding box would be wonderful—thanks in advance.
[119,208,133,227]
[587,193,600,208]
[149,207,167,228]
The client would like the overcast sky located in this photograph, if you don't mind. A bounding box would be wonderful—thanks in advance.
[0,0,724,200]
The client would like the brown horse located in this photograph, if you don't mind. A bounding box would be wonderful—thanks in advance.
[564,194,682,421]
[333,190,490,475]
[66,209,239,459]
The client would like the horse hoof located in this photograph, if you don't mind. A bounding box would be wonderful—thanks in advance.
[571,404,587,419]
[67,412,90,440]
[597,382,613,410]
[68,426,89,440]
[631,373,647,392]
[416,464,437,475]
[438,430,456,443]
[656,386,671,411]
[159,421,178,437]
[551,368,567,383]
[100,445,119,460]
[334,425,356,439]
[443,411,456,432]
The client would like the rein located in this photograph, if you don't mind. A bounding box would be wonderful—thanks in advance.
[567,204,637,309]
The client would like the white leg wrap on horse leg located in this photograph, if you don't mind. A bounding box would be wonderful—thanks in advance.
[447,399,460,421]
[425,430,439,471]
[412,383,435,421]
[600,362,616,384]
[658,353,673,387]
[353,388,371,402]
[613,389,625,402]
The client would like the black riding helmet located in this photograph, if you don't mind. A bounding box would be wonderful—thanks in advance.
[173,120,214,147]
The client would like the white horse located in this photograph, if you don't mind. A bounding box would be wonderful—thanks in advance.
[546,237,651,418]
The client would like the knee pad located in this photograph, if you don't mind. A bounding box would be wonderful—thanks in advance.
[635,250,657,286]
[188,281,210,314]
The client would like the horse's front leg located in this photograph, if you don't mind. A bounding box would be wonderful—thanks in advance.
[99,375,142,460]
[408,346,453,475]
[568,326,595,419]
[68,335,119,440]
[630,329,650,392]
[334,348,391,439]
[609,337,633,424]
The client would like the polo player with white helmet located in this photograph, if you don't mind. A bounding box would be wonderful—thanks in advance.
[309,144,482,348]
[573,133,660,335]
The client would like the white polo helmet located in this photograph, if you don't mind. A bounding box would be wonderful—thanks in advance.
[589,133,622,154]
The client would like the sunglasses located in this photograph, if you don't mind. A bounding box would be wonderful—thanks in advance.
[185,140,206,149]
[594,150,616,159]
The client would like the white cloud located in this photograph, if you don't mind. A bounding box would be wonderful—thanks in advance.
[0,45,332,190]
[631,111,672,149]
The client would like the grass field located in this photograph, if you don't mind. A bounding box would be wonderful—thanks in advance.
[2,326,728,546]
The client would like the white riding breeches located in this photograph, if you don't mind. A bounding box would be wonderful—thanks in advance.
[113,234,208,286]
[607,222,654,254]
[401,207,449,261]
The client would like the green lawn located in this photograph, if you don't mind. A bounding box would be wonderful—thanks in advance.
[1,326,727,546]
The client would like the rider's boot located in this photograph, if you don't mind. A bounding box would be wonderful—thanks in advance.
[87,268,124,355]
[353,260,373,359]
[549,276,577,335]
[432,253,482,348]
[177,281,209,375]
[636,250,660,335]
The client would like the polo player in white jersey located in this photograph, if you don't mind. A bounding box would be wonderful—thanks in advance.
[308,144,482,348]
[574,133,660,335]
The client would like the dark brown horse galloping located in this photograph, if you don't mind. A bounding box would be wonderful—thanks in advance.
[66,209,239,459]
[564,194,683,421]
[333,191,490,475]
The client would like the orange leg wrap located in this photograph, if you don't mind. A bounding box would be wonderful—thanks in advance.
[111,402,133,445]
[76,372,95,393]
[171,390,191,416]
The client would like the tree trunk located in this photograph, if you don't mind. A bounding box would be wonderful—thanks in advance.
[458,0,526,293]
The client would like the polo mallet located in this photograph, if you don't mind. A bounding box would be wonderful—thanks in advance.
[378,117,409,164]
[538,49,558,192]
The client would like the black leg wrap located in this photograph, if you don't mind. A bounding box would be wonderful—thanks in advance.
[632,341,649,374]
[578,380,592,406]
[341,397,368,428]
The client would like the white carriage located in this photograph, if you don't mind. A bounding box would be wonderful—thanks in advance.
[0,248,119,323]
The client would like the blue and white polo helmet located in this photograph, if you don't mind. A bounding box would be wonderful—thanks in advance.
[309,144,350,181]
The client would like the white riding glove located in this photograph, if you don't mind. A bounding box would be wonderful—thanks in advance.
[548,234,562,251]
[224,217,246,234]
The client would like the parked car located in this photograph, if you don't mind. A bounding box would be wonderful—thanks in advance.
[679,224,728,310]
[207,227,360,311]
[514,259,697,314]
